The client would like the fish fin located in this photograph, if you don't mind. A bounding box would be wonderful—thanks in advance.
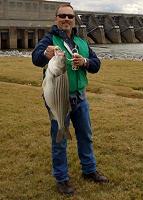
[42,78,46,91]
[49,112,56,121]
[56,129,64,143]
[65,127,72,140]
[56,127,72,143]
[42,78,46,89]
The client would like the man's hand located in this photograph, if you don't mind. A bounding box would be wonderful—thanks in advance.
[44,46,59,60]
[73,53,86,68]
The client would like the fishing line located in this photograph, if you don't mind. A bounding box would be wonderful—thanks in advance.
[54,45,79,70]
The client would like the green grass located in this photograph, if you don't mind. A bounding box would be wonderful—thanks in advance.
[0,57,143,200]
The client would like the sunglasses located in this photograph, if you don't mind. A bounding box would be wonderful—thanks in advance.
[57,14,75,19]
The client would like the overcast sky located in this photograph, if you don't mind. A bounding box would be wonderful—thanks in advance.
[50,0,143,14]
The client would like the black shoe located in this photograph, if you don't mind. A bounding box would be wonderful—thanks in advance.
[82,171,109,183]
[56,180,75,195]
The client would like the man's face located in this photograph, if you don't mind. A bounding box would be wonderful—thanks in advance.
[56,6,75,34]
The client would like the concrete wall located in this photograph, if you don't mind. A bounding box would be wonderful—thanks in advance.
[0,0,68,49]
[0,0,58,20]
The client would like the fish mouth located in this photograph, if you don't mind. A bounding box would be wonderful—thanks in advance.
[57,52,65,56]
[55,49,65,57]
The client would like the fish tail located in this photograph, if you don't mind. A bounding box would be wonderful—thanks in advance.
[65,127,72,140]
[56,128,65,143]
[56,127,72,143]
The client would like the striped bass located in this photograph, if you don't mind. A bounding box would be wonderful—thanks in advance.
[42,51,72,143]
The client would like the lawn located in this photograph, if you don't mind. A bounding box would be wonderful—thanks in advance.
[0,57,143,200]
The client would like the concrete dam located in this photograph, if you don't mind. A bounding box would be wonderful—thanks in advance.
[76,11,143,44]
[0,0,143,50]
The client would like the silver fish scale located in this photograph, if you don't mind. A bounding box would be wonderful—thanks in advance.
[54,72,69,130]
[42,54,72,143]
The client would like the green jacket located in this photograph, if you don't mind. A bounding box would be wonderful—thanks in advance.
[53,35,89,94]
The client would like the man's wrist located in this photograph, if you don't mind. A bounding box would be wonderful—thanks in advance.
[44,49,47,56]
[83,58,88,67]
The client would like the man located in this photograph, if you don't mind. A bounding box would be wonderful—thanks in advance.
[32,4,109,196]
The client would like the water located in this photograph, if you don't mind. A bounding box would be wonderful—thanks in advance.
[0,44,143,61]
[92,43,143,61]
[0,50,31,57]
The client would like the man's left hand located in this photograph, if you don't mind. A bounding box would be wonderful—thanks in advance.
[73,53,86,67]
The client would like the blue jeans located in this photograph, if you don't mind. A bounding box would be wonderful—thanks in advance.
[48,98,96,182]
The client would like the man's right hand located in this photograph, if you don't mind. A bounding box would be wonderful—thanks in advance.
[44,46,59,60]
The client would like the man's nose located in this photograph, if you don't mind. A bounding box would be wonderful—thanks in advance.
[65,16,69,20]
